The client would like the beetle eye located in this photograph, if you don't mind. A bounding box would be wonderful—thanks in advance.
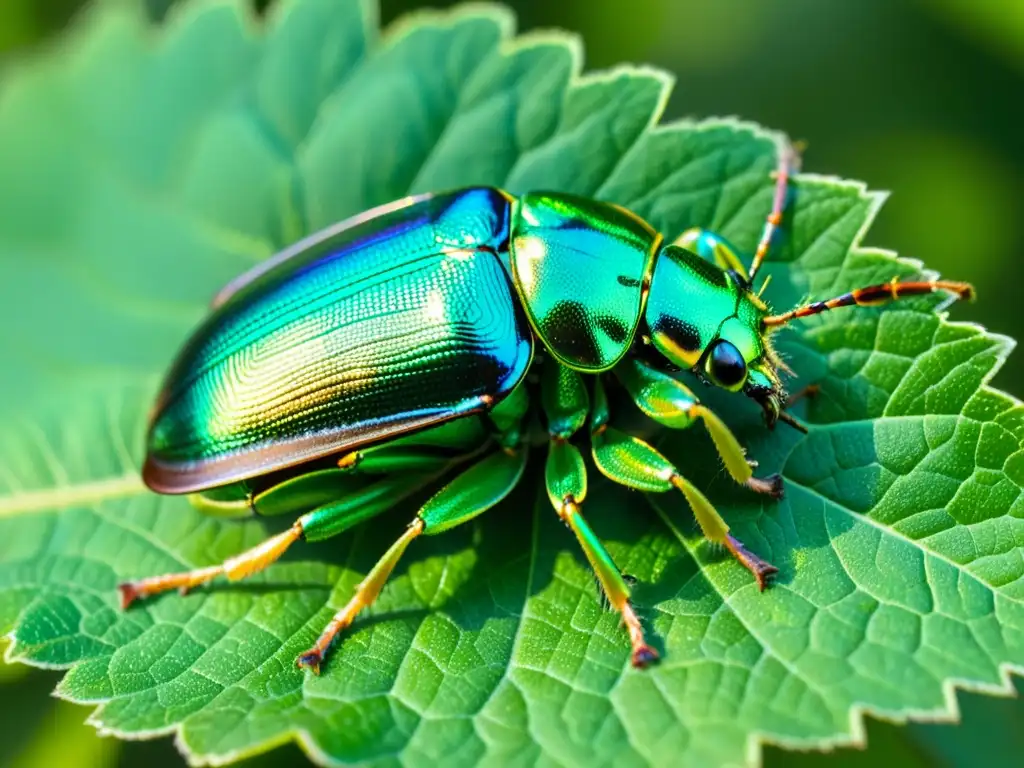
[706,340,747,390]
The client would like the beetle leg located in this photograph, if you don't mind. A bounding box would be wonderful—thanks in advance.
[335,416,496,474]
[673,228,750,282]
[118,521,304,608]
[118,470,441,607]
[297,518,424,675]
[540,361,657,667]
[296,446,528,674]
[748,142,800,282]
[334,446,483,475]
[591,379,778,590]
[547,440,658,668]
[614,358,782,498]
[785,383,820,408]
[672,143,800,285]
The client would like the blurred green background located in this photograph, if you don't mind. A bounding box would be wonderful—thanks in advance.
[2,0,1023,766]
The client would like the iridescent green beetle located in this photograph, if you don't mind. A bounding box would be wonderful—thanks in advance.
[120,147,973,672]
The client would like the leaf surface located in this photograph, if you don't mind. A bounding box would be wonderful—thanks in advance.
[1,1,1022,766]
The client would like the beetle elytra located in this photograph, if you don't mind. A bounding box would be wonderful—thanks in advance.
[119,146,974,672]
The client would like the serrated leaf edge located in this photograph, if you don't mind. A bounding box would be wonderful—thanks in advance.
[2,3,1023,768]
[702,158,1024,766]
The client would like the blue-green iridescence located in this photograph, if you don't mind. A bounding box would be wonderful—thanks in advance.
[677,229,748,280]
[510,192,660,372]
[144,188,533,494]
[644,244,760,369]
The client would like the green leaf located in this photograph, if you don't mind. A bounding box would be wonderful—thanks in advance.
[1,1,1022,766]
[0,653,306,767]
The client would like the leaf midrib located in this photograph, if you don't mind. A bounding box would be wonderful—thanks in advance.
[0,474,143,517]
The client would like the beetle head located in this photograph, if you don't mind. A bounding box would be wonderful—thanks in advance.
[643,245,787,428]
[644,238,977,432]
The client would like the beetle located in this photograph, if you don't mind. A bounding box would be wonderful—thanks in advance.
[119,146,973,672]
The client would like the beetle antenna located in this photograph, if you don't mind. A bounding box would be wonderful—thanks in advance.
[756,274,773,299]
[763,277,975,328]
[748,142,801,283]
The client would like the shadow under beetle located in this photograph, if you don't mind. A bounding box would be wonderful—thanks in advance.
[119,145,974,672]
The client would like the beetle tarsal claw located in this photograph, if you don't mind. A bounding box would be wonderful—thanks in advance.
[620,600,659,669]
[296,650,323,675]
[745,473,784,499]
[117,583,140,610]
[631,644,659,669]
[724,534,779,591]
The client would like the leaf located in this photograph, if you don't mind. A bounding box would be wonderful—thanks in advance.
[1,1,1022,766]
[0,655,306,767]
[761,674,1024,768]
